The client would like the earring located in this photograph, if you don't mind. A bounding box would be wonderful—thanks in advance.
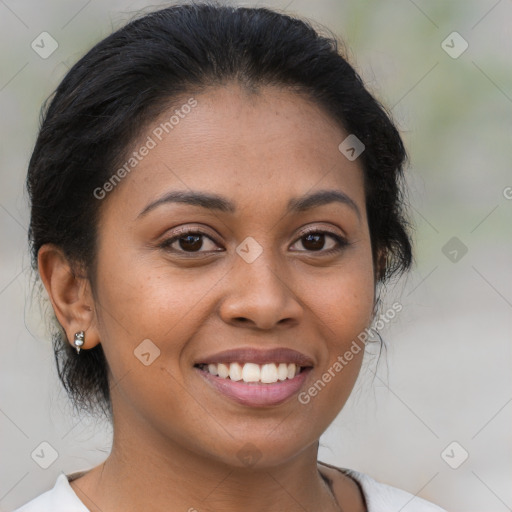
[74,331,85,353]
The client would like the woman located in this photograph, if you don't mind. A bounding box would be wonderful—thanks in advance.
[15,3,446,511]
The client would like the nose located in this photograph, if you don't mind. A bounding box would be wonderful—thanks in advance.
[218,250,303,331]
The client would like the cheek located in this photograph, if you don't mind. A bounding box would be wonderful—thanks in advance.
[94,246,219,340]
[307,249,376,343]
[92,248,212,415]
[301,247,374,387]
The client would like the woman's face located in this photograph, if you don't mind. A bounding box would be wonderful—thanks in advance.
[91,84,375,467]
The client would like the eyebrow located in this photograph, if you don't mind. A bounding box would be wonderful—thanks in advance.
[138,188,361,220]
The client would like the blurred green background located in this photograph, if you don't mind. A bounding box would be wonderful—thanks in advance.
[1,1,511,511]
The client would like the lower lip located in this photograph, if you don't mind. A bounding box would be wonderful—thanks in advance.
[196,367,312,407]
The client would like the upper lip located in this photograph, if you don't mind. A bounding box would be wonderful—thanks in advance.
[195,347,314,367]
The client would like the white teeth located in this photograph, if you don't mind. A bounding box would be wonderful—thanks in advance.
[217,363,230,379]
[277,363,288,381]
[260,363,278,383]
[242,363,261,382]
[202,362,303,383]
[229,362,243,381]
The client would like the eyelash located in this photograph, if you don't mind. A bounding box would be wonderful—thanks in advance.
[159,227,349,257]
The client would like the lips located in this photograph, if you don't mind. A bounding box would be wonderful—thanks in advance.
[194,347,314,367]
[193,347,314,407]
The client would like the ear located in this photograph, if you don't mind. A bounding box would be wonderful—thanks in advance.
[375,248,387,283]
[38,243,100,352]
[372,248,387,316]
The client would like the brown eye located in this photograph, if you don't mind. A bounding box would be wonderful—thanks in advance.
[178,234,204,252]
[290,230,348,254]
[301,233,326,251]
[160,230,222,255]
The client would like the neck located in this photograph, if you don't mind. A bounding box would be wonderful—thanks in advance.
[72,408,340,512]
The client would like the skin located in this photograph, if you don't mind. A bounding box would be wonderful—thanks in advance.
[38,83,377,512]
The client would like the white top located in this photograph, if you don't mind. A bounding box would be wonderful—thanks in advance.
[12,468,447,512]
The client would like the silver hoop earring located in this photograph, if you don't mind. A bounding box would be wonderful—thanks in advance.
[74,331,85,353]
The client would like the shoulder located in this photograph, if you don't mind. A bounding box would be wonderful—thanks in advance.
[11,473,89,512]
[319,461,447,512]
[347,469,447,512]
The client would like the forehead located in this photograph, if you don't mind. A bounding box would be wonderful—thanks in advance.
[100,83,366,221]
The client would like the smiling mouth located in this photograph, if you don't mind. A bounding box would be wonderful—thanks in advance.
[194,362,309,384]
